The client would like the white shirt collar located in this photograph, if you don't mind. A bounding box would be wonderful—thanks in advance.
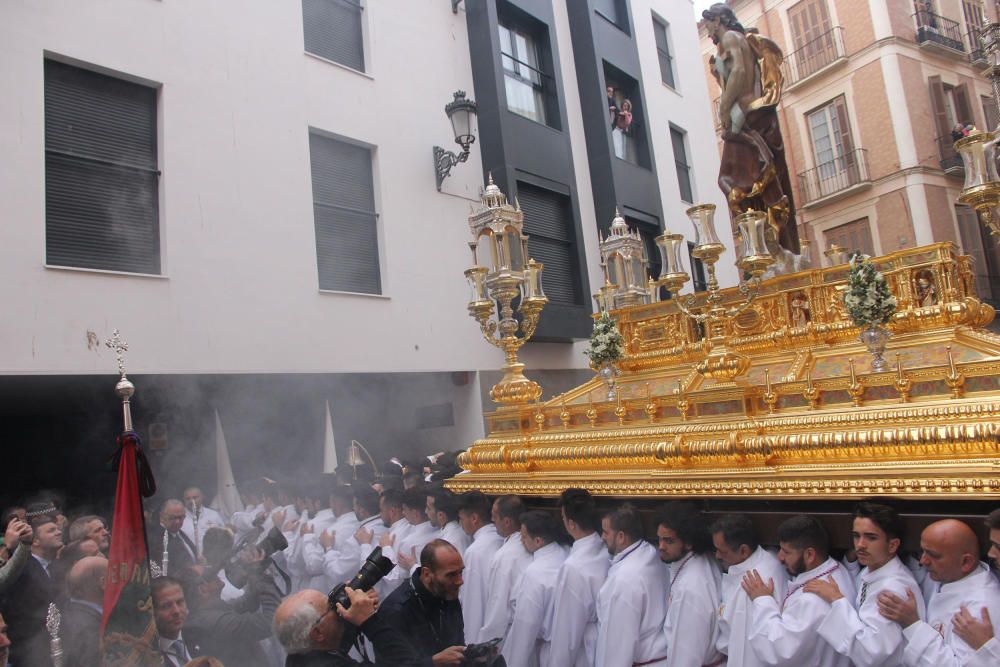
[861,555,902,584]
[611,540,643,565]
[790,556,839,586]
[390,517,410,532]
[473,524,498,541]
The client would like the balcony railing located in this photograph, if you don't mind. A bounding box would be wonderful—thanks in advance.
[914,10,965,53]
[798,148,871,206]
[783,26,846,87]
[937,134,964,175]
[969,27,988,66]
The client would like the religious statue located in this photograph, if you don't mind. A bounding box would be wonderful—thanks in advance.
[790,292,811,328]
[916,272,937,307]
[703,4,800,257]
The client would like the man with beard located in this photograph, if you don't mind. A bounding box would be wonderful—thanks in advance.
[67,515,110,555]
[656,502,724,667]
[376,539,467,665]
[711,514,787,667]
[877,518,1000,667]
[595,503,669,667]
[743,515,855,666]
[807,502,925,667]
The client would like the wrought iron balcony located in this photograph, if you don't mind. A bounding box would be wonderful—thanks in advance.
[937,134,964,175]
[797,148,871,207]
[969,27,988,67]
[783,27,846,88]
[914,10,965,54]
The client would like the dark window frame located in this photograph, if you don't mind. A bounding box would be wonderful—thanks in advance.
[652,14,676,88]
[497,4,561,130]
[308,130,382,295]
[670,124,694,203]
[44,58,161,275]
[594,0,630,35]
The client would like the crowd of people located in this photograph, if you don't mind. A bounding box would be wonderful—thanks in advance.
[0,463,999,667]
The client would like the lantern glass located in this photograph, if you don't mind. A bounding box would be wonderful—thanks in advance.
[686,204,722,250]
[608,254,625,288]
[527,260,546,299]
[465,267,489,303]
[450,107,473,145]
[629,255,645,288]
[656,233,687,279]
[957,131,1000,192]
[736,211,770,259]
[476,233,497,272]
[501,227,524,271]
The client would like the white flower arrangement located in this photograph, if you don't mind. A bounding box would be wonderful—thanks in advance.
[843,254,897,329]
[585,312,626,366]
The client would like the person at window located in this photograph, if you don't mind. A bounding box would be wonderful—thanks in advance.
[952,123,966,143]
[607,86,620,127]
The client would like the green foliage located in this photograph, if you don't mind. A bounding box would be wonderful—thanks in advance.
[843,254,897,328]
[585,312,626,366]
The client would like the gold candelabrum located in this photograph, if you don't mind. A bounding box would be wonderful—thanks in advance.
[465,176,548,405]
[653,205,774,381]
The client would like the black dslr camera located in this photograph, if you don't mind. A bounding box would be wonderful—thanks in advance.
[463,637,503,665]
[328,546,395,611]
[225,524,288,589]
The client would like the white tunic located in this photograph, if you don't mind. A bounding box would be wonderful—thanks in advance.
[748,556,855,667]
[967,637,1000,667]
[382,520,437,584]
[596,540,671,667]
[900,563,1000,667]
[663,552,724,667]
[817,555,926,667]
[717,546,788,667]
[461,524,503,643]
[502,542,568,667]
[300,510,359,591]
[478,532,531,644]
[543,532,610,667]
[903,554,937,607]
[364,517,411,598]
[181,506,225,559]
[438,520,473,556]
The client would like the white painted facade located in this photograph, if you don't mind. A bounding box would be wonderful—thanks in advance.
[0,0,733,379]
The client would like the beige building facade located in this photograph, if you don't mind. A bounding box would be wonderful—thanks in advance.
[700,0,1000,303]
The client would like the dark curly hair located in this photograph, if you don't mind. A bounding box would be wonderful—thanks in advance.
[656,501,714,554]
[703,3,746,34]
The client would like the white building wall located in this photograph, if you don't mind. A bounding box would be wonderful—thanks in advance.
[636,0,739,287]
[0,0,732,379]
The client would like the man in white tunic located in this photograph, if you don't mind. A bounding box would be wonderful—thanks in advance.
[710,514,787,667]
[544,488,610,667]
[427,488,472,556]
[300,485,359,592]
[502,510,568,667]
[382,487,438,587]
[477,494,531,645]
[744,514,856,667]
[457,490,503,644]
[596,503,670,667]
[282,482,327,593]
[181,486,225,562]
[950,508,1000,667]
[332,486,386,578]
[877,518,1000,667]
[808,502,926,667]
[656,502,725,667]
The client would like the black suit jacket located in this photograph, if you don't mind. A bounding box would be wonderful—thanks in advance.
[1,555,58,667]
[62,600,101,667]
[147,527,196,575]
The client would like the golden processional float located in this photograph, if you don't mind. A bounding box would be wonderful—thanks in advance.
[447,183,1000,506]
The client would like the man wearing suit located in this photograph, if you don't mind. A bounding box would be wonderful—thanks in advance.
[1,516,62,667]
[62,555,107,667]
[152,575,201,667]
[149,499,198,576]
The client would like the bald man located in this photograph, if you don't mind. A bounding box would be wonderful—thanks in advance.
[63,556,107,667]
[273,587,416,666]
[877,519,1000,667]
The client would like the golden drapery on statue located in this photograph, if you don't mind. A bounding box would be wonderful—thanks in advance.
[703,3,799,256]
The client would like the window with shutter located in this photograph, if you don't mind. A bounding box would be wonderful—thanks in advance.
[516,183,583,306]
[670,126,694,203]
[594,0,628,32]
[824,218,874,259]
[983,95,999,130]
[44,59,160,274]
[652,15,676,88]
[308,132,381,294]
[302,0,365,72]
[788,0,834,79]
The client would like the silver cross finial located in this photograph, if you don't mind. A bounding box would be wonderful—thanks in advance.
[105,329,129,377]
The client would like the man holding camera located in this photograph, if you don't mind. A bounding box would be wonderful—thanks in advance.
[275,585,418,666]
[377,539,469,665]
[181,547,282,667]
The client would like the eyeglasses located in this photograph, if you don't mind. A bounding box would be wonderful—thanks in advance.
[312,607,333,630]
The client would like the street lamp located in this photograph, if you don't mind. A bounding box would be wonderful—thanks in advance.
[434,90,478,191]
